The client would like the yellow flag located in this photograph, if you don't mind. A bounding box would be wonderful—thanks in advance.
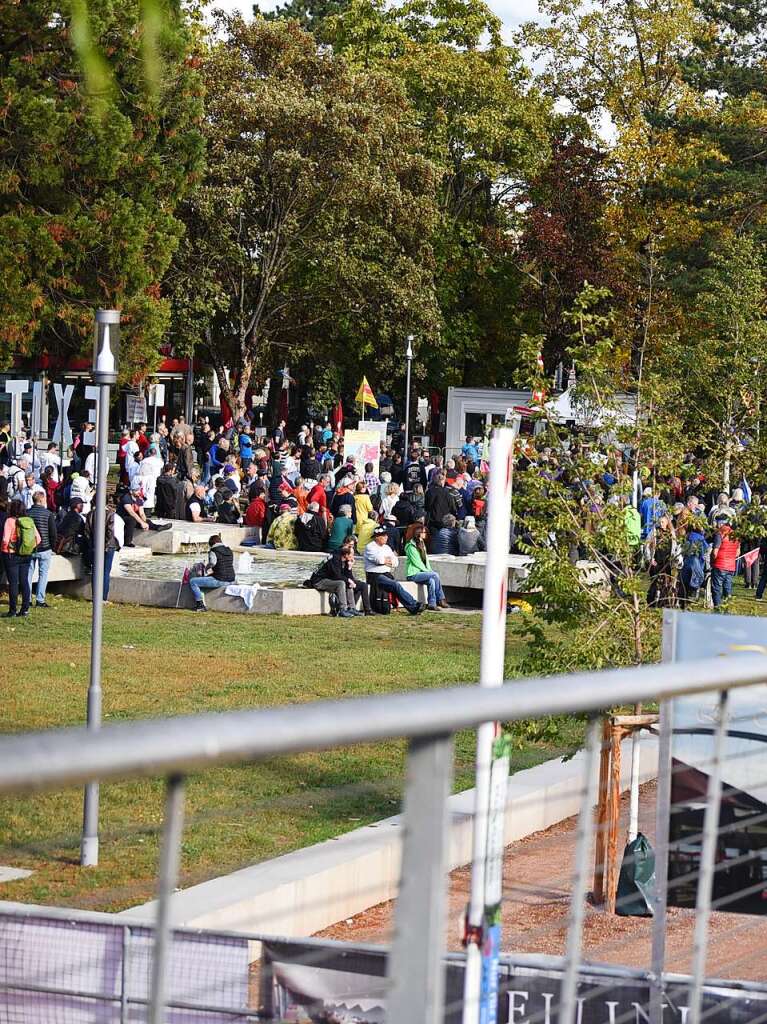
[355,376,378,409]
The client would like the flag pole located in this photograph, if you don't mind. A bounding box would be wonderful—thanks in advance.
[462,418,520,1024]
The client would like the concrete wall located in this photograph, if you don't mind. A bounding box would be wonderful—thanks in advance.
[119,735,658,952]
[55,574,425,616]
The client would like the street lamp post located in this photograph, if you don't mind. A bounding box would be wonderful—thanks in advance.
[404,336,414,456]
[81,309,121,867]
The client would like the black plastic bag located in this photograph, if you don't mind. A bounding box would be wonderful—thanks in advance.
[615,832,656,916]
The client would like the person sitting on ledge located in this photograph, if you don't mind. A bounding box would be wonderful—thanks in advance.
[364,526,424,616]
[188,534,236,612]
[405,522,448,611]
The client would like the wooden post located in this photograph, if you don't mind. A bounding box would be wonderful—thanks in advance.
[604,720,623,914]
[593,716,611,904]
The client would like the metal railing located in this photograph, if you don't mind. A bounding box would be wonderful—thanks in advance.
[3,646,767,1023]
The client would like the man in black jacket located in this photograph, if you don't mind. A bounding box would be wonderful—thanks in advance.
[424,472,457,533]
[27,491,57,607]
[188,535,236,612]
[155,466,187,520]
[311,541,372,617]
[295,502,329,551]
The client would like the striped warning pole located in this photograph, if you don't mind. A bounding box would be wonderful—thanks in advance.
[462,419,520,1024]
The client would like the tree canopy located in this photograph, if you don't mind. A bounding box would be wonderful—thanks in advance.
[0,0,205,381]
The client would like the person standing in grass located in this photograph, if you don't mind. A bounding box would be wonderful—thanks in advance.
[405,522,448,610]
[27,491,57,608]
[1,498,40,618]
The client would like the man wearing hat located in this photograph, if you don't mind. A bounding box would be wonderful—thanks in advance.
[267,502,299,549]
[364,527,424,615]
[57,497,87,556]
[116,482,149,546]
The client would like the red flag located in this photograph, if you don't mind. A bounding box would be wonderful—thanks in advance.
[332,399,344,434]
[743,547,761,568]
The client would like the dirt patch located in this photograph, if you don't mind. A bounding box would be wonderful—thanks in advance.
[317,780,767,981]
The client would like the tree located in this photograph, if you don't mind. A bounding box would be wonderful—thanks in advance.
[519,130,616,368]
[676,234,767,485]
[325,0,551,391]
[0,0,205,381]
[169,15,439,421]
[254,0,349,33]
[522,0,709,375]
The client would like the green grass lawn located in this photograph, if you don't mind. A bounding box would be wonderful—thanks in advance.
[3,581,763,913]
[0,595,587,912]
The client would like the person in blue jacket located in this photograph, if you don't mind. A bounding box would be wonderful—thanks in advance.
[679,525,709,606]
[238,430,253,470]
[639,486,664,540]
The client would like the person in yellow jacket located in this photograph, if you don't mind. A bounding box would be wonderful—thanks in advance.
[354,482,375,533]
[356,510,379,550]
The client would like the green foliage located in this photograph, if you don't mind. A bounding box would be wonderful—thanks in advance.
[324,0,552,390]
[0,0,205,381]
[168,15,439,417]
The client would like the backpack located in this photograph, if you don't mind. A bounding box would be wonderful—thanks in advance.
[16,516,37,556]
[370,579,391,615]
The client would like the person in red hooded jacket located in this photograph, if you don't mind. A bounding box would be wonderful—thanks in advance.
[711,522,740,610]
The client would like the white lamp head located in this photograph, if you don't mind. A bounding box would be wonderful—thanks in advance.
[93,309,121,385]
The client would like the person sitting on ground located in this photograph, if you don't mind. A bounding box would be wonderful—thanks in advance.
[295,501,329,552]
[267,502,299,549]
[188,534,236,612]
[364,526,424,615]
[431,513,460,555]
[458,515,484,556]
[328,503,355,551]
[310,540,372,617]
[405,522,448,610]
[186,483,211,523]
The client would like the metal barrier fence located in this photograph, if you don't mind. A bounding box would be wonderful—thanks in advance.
[4,626,767,1023]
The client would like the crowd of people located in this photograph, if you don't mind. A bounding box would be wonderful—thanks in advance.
[0,414,481,617]
[1,410,763,617]
[512,440,766,612]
